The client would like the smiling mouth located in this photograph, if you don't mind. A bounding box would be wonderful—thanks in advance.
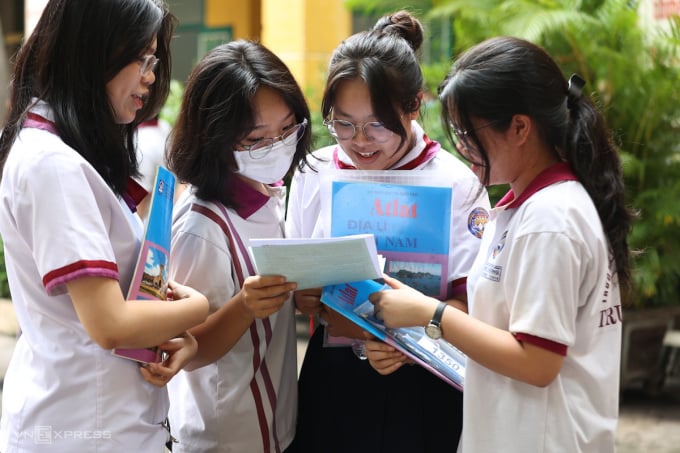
[356,150,378,158]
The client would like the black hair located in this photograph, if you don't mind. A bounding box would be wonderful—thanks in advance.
[438,36,632,295]
[321,10,424,151]
[166,39,312,209]
[0,0,176,196]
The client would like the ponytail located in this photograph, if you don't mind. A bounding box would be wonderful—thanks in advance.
[563,75,633,300]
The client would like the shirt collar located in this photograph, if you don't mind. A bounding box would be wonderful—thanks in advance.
[496,162,578,209]
[123,178,148,213]
[226,176,271,219]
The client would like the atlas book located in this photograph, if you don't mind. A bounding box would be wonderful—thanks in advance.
[318,170,466,388]
[113,166,175,364]
[321,278,466,390]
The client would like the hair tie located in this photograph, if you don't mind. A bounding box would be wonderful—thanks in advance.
[567,73,585,110]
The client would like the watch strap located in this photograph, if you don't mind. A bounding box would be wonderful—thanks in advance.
[431,301,447,326]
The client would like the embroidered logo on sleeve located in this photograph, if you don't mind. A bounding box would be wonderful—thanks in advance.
[467,207,489,238]
[492,230,508,258]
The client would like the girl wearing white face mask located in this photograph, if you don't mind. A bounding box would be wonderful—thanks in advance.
[233,116,308,186]
[165,40,312,453]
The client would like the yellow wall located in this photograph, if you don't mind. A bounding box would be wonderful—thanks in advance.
[261,0,351,109]
[205,0,261,40]
[202,0,351,110]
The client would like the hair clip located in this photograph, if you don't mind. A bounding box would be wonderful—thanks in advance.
[567,73,585,109]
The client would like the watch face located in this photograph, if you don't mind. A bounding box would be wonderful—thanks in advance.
[425,323,442,340]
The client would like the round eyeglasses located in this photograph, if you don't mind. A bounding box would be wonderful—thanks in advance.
[240,118,308,159]
[138,54,160,75]
[450,120,502,149]
[323,118,394,143]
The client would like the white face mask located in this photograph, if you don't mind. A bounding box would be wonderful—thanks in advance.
[233,139,297,184]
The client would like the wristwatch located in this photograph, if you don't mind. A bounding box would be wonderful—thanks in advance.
[425,301,447,340]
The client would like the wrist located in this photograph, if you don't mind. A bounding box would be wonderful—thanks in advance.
[420,297,441,324]
[424,300,447,340]
[236,292,255,321]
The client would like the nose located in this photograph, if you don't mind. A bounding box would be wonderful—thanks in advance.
[352,125,372,145]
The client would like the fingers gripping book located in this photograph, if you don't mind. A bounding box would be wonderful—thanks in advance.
[321,279,466,390]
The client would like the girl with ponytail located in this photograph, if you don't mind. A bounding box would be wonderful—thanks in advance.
[366,36,631,452]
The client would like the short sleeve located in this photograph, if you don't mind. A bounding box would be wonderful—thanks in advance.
[503,232,584,347]
[12,140,120,293]
[170,211,236,313]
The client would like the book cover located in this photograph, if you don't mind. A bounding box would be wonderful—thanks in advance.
[318,171,455,349]
[321,279,465,390]
[328,179,452,300]
[113,166,175,364]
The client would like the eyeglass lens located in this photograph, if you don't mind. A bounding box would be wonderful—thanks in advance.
[139,55,159,75]
[451,120,501,149]
[247,120,306,159]
[325,120,393,143]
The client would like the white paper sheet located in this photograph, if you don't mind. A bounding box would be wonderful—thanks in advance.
[248,234,383,290]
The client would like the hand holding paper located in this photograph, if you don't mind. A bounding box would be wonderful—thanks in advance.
[240,275,298,319]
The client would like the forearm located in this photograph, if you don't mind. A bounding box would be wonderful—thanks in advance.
[109,296,208,349]
[439,307,563,387]
[69,277,208,349]
[444,296,468,313]
[184,293,254,371]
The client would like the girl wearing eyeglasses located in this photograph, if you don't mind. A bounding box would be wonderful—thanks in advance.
[0,1,209,451]
[285,11,490,453]
[366,37,632,453]
[164,40,311,453]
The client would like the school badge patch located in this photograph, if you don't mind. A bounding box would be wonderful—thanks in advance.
[467,207,489,238]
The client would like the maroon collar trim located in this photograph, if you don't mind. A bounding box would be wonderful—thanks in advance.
[124,178,148,213]
[226,176,270,219]
[23,113,58,135]
[496,162,578,209]
[138,118,159,128]
[332,134,440,170]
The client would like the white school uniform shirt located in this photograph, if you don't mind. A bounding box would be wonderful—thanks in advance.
[0,101,169,453]
[286,121,490,295]
[167,177,297,453]
[460,163,622,453]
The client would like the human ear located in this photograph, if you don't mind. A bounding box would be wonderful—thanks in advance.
[511,114,532,146]
[405,92,423,120]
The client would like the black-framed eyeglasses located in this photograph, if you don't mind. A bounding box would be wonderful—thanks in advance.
[138,54,160,75]
[450,120,502,149]
[323,118,395,143]
[239,118,308,159]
